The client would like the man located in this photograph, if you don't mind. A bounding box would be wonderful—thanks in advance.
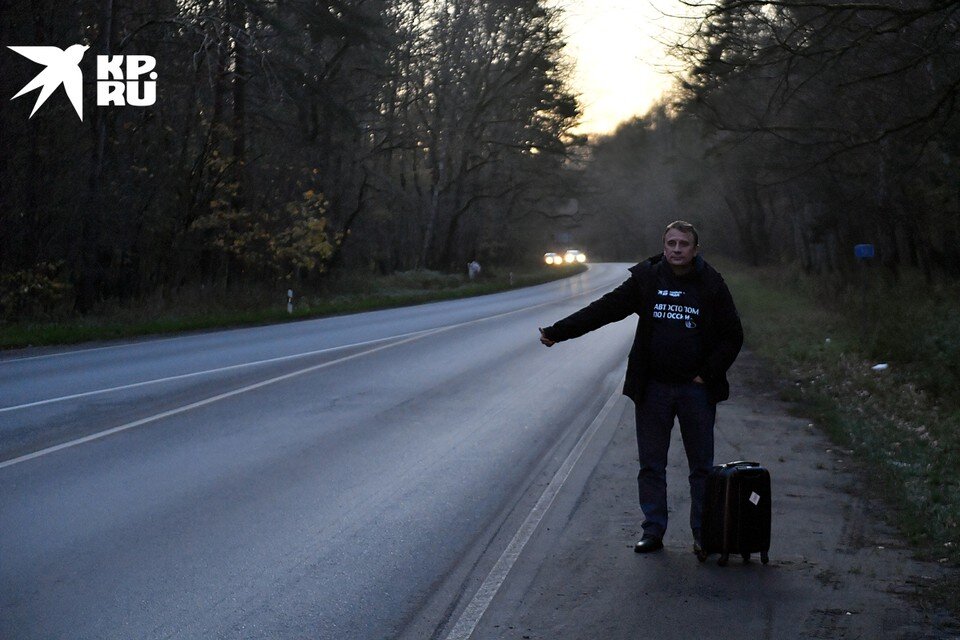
[539,221,743,554]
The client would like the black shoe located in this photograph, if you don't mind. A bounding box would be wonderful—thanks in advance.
[634,534,664,553]
[693,539,708,562]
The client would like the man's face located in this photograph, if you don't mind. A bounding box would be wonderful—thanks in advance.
[663,228,698,270]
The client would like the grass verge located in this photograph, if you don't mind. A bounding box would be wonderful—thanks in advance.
[720,261,960,572]
[0,264,587,350]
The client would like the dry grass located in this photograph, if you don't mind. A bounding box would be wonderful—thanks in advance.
[0,264,586,350]
[721,261,960,563]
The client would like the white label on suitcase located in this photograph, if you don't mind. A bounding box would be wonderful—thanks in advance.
[749,491,761,506]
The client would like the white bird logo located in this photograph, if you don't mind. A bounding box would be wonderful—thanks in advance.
[8,44,89,121]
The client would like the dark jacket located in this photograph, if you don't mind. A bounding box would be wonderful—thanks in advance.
[541,255,744,404]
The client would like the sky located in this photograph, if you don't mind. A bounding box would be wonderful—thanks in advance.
[557,0,683,135]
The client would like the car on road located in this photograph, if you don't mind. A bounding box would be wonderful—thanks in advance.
[562,249,587,264]
[544,250,587,266]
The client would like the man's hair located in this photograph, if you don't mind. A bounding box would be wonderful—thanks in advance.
[663,220,699,247]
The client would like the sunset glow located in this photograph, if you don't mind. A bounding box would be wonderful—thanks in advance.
[559,0,680,135]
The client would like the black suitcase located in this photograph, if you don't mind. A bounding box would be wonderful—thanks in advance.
[698,460,771,566]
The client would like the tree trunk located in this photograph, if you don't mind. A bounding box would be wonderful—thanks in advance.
[229,0,247,210]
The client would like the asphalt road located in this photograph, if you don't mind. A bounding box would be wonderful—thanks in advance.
[0,264,637,640]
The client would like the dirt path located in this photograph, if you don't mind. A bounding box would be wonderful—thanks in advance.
[470,351,960,639]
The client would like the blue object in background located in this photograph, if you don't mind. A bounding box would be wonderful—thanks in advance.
[854,244,875,259]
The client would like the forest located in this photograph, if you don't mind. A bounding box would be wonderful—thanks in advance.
[0,0,580,318]
[2,0,959,321]
[579,0,960,283]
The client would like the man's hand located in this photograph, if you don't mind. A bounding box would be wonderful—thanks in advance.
[539,328,556,347]
[692,375,705,384]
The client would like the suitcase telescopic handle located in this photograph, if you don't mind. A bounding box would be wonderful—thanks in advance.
[719,460,760,468]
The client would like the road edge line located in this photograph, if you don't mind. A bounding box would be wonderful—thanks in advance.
[0,328,444,470]
[0,282,617,471]
[443,377,625,640]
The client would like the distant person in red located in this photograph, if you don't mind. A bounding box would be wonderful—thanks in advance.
[539,221,743,554]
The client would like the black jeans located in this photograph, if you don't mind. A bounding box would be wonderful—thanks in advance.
[634,380,716,540]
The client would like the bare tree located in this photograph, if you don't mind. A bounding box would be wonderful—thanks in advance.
[655,0,960,277]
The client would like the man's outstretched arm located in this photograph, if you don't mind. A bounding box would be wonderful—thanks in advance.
[539,276,640,346]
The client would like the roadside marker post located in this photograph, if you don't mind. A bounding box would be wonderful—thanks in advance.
[854,244,875,347]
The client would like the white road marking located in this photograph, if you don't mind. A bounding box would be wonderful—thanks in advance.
[443,382,624,640]
[0,328,447,470]
[0,329,432,414]
[0,333,187,364]
[0,281,612,414]
[0,265,613,365]
[0,281,614,469]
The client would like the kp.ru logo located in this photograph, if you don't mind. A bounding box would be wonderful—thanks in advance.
[8,44,158,121]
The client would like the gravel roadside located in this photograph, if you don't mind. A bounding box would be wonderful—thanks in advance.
[469,350,960,640]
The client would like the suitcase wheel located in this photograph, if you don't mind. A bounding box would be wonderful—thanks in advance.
[741,552,751,563]
[718,553,729,567]
[761,552,769,565]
